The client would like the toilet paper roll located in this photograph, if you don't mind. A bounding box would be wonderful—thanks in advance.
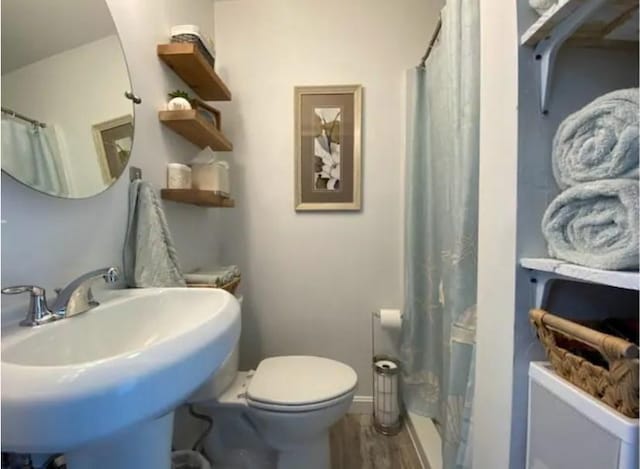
[379,309,402,331]
[373,359,401,428]
[375,359,399,372]
[167,163,192,189]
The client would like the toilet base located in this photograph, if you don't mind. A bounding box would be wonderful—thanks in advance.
[276,433,330,469]
[199,404,335,469]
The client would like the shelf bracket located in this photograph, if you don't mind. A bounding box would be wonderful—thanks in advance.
[526,269,597,309]
[529,272,557,309]
[533,0,608,114]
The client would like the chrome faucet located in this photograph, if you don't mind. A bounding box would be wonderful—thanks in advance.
[0,285,55,326]
[2,267,120,327]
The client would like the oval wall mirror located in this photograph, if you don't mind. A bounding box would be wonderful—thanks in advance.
[1,0,135,199]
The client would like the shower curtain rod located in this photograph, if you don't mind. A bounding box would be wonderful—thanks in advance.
[418,16,442,68]
[1,106,47,128]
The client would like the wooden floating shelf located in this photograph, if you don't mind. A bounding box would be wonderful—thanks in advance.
[157,43,231,101]
[161,189,235,208]
[521,0,639,47]
[159,110,232,150]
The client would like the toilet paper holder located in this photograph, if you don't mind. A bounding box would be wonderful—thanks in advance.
[372,354,402,435]
[370,309,403,435]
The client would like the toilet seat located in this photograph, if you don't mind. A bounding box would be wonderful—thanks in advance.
[246,356,357,413]
[247,388,355,413]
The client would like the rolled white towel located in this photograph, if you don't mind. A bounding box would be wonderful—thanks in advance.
[184,265,240,286]
[529,0,555,15]
[552,88,639,189]
[542,179,639,271]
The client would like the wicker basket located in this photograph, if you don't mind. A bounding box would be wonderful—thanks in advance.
[189,99,221,130]
[171,33,215,69]
[530,309,639,418]
[187,276,240,295]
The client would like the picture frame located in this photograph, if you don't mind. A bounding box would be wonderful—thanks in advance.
[92,115,134,184]
[294,85,362,211]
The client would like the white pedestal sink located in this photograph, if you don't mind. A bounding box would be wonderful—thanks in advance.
[1,288,241,469]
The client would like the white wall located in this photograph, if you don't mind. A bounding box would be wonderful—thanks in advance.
[3,35,132,196]
[213,0,437,395]
[1,0,222,312]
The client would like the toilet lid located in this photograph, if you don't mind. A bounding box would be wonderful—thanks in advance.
[247,356,358,406]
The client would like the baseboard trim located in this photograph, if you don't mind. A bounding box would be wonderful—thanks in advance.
[349,395,373,414]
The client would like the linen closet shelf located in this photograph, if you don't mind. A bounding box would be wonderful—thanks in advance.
[520,0,639,113]
[520,257,639,308]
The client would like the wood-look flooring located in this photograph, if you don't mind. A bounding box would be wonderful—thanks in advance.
[330,414,424,469]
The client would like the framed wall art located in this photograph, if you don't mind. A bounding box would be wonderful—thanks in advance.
[92,114,134,184]
[294,85,362,211]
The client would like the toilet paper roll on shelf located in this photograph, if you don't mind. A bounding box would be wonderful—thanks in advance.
[166,163,192,189]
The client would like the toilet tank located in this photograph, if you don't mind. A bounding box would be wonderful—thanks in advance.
[188,343,239,403]
[188,295,242,403]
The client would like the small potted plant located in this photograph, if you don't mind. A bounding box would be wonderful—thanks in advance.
[167,89,193,110]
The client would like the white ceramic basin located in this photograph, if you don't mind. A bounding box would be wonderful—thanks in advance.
[1,287,240,460]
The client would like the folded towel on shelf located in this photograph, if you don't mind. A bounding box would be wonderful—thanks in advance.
[542,179,639,270]
[123,180,186,287]
[184,265,240,287]
[529,0,555,15]
[552,88,639,189]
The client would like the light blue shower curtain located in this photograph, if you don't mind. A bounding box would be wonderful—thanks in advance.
[1,118,69,196]
[400,1,479,468]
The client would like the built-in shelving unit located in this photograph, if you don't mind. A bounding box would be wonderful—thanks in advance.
[520,0,639,113]
[498,1,640,464]
[157,43,231,101]
[159,110,232,150]
[161,189,235,208]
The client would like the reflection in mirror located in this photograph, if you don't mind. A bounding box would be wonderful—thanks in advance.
[1,0,135,199]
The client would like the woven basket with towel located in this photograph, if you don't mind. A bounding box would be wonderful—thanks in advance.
[530,309,639,418]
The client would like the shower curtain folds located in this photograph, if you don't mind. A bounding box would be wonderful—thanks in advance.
[1,118,69,196]
[401,1,480,468]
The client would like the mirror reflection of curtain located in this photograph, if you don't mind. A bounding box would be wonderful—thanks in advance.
[2,117,71,196]
[401,0,480,467]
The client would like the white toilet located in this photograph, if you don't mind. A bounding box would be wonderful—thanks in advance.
[188,338,357,469]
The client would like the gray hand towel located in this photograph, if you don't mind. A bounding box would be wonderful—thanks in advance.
[123,180,186,287]
[542,179,639,271]
[552,88,639,189]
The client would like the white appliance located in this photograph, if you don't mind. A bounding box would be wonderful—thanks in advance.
[527,362,638,469]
